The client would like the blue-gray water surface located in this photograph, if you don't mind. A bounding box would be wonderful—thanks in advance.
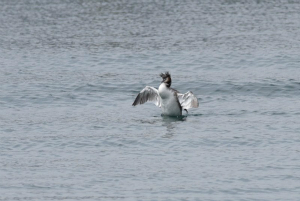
[1,0,300,200]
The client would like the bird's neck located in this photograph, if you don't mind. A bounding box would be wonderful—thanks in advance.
[164,77,171,87]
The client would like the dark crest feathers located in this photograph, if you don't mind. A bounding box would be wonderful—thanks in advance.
[160,71,171,87]
[160,72,171,79]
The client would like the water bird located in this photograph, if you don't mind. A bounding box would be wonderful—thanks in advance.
[132,72,199,116]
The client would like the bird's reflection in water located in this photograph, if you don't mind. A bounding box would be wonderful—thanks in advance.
[161,115,186,138]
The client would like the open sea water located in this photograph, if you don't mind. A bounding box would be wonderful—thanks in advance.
[1,0,300,200]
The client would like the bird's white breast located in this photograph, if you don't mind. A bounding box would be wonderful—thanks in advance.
[158,83,182,116]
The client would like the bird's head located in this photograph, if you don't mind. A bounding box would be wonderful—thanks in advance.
[160,72,171,87]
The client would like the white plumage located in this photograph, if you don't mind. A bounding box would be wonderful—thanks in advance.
[132,72,199,116]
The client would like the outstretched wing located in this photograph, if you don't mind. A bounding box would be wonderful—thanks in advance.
[177,91,199,110]
[132,86,161,107]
